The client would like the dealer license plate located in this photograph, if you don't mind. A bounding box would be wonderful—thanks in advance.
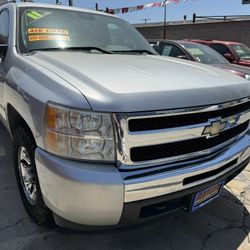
[191,182,224,212]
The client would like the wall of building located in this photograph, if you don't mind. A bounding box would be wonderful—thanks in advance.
[135,20,250,47]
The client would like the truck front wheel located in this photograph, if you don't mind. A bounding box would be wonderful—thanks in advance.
[12,126,54,226]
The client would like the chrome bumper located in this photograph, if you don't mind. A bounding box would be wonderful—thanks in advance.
[35,134,249,226]
[124,133,250,203]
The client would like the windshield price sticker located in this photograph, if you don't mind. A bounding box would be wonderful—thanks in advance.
[28,28,69,35]
[28,35,70,42]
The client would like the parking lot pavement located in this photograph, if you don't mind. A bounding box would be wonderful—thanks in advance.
[0,123,250,250]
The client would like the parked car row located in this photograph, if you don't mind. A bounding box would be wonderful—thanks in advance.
[150,39,250,80]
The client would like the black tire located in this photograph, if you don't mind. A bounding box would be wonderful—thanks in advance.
[12,126,54,226]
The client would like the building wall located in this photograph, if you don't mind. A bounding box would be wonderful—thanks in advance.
[135,20,250,47]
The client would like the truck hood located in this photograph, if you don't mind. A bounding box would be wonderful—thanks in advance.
[25,52,250,112]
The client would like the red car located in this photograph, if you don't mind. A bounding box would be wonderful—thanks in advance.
[190,40,250,67]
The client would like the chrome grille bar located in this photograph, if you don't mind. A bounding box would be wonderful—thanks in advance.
[125,110,250,147]
[113,97,250,168]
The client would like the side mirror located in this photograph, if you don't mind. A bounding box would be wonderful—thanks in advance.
[223,53,234,63]
[177,54,188,60]
[0,44,8,59]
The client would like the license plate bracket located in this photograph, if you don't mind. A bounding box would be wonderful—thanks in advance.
[190,181,224,212]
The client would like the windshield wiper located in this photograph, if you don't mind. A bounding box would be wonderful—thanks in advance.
[111,49,155,55]
[29,46,113,54]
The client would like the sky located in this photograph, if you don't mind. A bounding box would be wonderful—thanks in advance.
[26,0,250,24]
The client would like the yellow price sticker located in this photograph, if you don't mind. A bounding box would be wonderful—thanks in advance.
[28,35,70,42]
[28,28,69,35]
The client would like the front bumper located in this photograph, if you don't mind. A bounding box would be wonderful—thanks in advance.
[35,133,250,227]
[35,150,124,226]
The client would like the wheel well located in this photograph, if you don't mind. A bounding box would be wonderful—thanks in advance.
[7,104,33,139]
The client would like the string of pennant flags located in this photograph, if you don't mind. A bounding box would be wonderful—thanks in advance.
[107,0,194,14]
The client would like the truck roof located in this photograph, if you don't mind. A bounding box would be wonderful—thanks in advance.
[1,0,114,18]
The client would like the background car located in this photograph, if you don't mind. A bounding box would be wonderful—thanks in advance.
[152,40,250,80]
[189,39,250,68]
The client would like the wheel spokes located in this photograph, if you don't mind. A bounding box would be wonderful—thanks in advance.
[18,146,37,205]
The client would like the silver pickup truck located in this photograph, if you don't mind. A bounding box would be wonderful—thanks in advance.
[0,0,250,229]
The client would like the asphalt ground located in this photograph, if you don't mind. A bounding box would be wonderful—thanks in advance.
[0,122,250,250]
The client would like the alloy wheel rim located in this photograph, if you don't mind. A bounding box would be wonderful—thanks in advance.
[18,146,37,205]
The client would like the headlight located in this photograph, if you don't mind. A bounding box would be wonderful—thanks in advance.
[44,103,115,161]
[245,74,250,81]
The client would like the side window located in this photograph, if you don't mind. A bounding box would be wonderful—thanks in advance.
[0,9,9,44]
[161,44,186,58]
[161,44,172,56]
[169,45,186,57]
[210,44,231,56]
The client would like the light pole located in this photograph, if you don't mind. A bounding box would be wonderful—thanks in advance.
[163,3,167,39]
[69,0,73,6]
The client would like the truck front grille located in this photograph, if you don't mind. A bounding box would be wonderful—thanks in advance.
[130,122,249,162]
[114,97,250,168]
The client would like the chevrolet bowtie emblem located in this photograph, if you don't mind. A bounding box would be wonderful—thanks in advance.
[202,120,227,138]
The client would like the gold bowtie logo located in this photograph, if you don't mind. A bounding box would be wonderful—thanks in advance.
[202,120,227,138]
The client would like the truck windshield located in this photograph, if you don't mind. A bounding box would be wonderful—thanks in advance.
[18,7,155,55]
